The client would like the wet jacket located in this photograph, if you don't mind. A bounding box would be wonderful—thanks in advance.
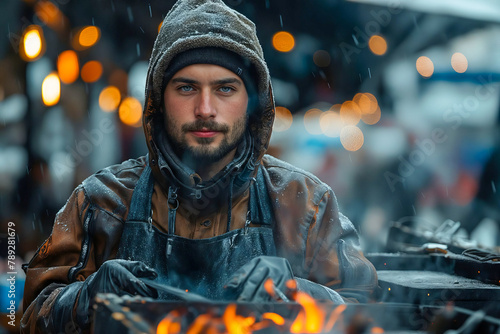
[21,0,377,332]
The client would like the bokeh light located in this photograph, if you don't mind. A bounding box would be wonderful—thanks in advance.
[99,86,121,112]
[72,26,101,50]
[119,97,143,126]
[41,72,61,106]
[340,101,361,125]
[416,56,434,78]
[273,106,293,132]
[272,31,295,52]
[20,25,45,61]
[368,35,387,56]
[81,61,103,83]
[451,52,468,73]
[320,111,342,138]
[57,50,79,84]
[303,108,323,135]
[361,106,381,125]
[340,125,364,151]
[34,0,64,29]
[313,50,331,67]
[353,93,378,115]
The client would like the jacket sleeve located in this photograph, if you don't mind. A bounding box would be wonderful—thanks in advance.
[303,188,378,302]
[21,185,96,334]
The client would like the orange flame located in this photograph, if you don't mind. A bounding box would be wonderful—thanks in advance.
[223,304,256,334]
[290,292,326,333]
[155,289,354,334]
[263,278,275,298]
[262,312,285,326]
[157,311,181,334]
[186,314,212,334]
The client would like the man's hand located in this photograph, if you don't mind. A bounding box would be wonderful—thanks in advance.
[223,256,344,304]
[224,256,293,302]
[53,259,158,331]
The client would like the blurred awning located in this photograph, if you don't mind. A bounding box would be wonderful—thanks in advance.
[347,0,500,23]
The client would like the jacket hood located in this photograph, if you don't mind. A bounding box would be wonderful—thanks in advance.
[142,0,275,205]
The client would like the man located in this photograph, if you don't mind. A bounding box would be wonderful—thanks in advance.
[21,0,377,332]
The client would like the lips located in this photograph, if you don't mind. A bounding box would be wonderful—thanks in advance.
[190,130,219,138]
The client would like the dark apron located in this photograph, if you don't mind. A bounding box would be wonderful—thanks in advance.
[116,165,276,300]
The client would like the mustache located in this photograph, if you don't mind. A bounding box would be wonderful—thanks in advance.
[182,120,229,132]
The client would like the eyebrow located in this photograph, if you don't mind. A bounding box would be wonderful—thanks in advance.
[170,77,243,86]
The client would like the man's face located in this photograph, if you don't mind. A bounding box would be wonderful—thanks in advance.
[163,64,249,163]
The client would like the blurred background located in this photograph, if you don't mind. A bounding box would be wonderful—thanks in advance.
[1,0,500,313]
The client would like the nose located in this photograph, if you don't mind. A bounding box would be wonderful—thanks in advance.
[194,90,216,119]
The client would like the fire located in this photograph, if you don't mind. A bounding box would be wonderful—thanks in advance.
[155,286,350,334]
[157,310,181,334]
[223,304,256,334]
[290,292,325,333]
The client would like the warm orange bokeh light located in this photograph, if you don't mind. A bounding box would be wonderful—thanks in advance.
[451,52,468,73]
[274,106,293,132]
[81,61,103,83]
[78,26,100,47]
[20,25,45,61]
[340,101,361,125]
[42,72,61,106]
[119,97,143,126]
[368,35,388,56]
[362,106,382,125]
[57,50,79,84]
[34,0,64,29]
[340,125,364,151]
[72,26,101,50]
[99,86,121,112]
[353,93,378,115]
[303,108,323,135]
[416,56,434,78]
[320,111,342,138]
[272,31,295,52]
[371,326,385,333]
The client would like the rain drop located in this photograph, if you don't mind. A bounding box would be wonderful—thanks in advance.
[279,15,283,28]
[492,181,497,193]
[149,3,152,17]
[352,34,359,46]
[368,67,371,78]
[127,6,134,23]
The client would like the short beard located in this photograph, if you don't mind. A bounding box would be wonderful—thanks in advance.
[165,116,248,164]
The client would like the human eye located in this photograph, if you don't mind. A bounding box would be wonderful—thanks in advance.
[218,86,235,94]
[178,85,194,92]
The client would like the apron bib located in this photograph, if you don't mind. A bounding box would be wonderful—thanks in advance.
[116,165,276,300]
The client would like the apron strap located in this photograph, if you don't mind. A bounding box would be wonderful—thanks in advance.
[248,167,274,226]
[127,164,155,222]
